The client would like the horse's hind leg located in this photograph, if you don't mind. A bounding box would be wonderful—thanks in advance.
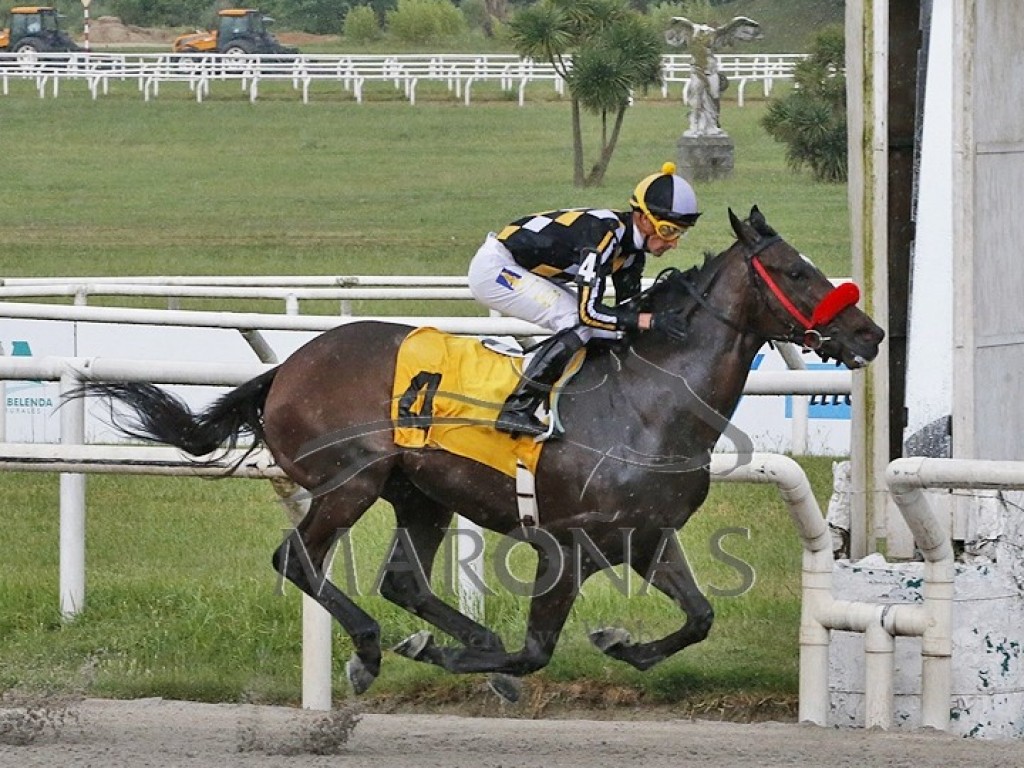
[395,532,579,678]
[272,489,384,694]
[589,530,713,671]
[379,481,506,656]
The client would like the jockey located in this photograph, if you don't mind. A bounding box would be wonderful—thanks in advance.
[468,161,701,438]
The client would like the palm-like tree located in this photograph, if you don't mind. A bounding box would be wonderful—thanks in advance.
[761,25,847,183]
[509,0,663,186]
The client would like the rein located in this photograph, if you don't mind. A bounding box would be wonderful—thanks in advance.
[672,267,749,336]
[745,239,823,348]
[650,234,861,351]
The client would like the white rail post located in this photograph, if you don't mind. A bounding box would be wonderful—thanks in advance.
[885,457,959,731]
[797,548,831,726]
[246,335,333,713]
[776,342,809,454]
[863,615,895,728]
[921,556,954,729]
[272,478,331,712]
[58,370,87,618]
[456,517,484,621]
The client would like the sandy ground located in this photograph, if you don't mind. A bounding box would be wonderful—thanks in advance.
[1,697,1022,768]
[84,16,339,47]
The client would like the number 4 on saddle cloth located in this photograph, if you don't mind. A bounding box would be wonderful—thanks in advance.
[390,327,586,526]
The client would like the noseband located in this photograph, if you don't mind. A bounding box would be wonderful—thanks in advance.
[746,236,861,350]
[661,235,862,352]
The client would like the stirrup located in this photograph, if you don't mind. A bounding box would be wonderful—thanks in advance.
[494,410,547,438]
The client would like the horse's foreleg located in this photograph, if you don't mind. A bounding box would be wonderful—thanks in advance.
[590,530,713,671]
[398,542,578,678]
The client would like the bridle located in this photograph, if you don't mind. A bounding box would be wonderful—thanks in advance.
[745,235,861,349]
[657,234,861,351]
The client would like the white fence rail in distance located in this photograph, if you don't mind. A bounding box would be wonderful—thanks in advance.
[0,51,804,104]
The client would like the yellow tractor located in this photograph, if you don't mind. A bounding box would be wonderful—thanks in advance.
[1,6,80,53]
[172,8,297,55]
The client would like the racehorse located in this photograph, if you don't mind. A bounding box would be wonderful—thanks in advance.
[70,207,884,698]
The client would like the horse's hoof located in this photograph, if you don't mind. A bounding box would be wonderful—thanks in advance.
[345,654,377,695]
[391,629,433,661]
[589,627,633,653]
[487,674,522,704]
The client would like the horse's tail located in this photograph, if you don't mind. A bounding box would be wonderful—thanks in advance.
[67,368,279,461]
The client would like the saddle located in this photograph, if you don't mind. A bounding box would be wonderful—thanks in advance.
[390,327,584,525]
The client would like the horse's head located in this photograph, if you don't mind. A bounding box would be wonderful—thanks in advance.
[642,207,885,369]
[719,205,884,368]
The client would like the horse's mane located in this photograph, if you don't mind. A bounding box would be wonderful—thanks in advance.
[636,249,724,315]
[637,210,777,316]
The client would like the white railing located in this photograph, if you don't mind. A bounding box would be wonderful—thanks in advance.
[0,353,841,708]
[3,348,1003,731]
[0,51,801,104]
[0,284,478,315]
[0,271,848,317]
[0,273,854,450]
[660,52,804,104]
[0,300,546,335]
[0,274,474,286]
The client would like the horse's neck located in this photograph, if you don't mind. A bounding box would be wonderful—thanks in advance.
[621,286,764,442]
[637,315,760,407]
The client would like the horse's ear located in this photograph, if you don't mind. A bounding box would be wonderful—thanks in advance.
[747,205,778,238]
[728,207,744,237]
[729,207,755,244]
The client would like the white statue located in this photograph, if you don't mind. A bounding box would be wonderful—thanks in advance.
[665,16,762,137]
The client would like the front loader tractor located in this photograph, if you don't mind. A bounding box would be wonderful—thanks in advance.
[172,8,298,55]
[0,6,80,53]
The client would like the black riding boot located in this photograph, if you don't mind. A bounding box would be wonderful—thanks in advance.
[495,330,585,438]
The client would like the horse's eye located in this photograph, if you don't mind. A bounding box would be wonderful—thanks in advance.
[788,267,805,280]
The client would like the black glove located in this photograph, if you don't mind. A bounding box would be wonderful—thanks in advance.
[617,306,640,334]
[649,311,688,341]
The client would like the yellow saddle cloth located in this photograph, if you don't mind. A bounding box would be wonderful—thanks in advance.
[391,327,579,479]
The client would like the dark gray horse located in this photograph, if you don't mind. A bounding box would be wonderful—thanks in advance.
[71,207,884,697]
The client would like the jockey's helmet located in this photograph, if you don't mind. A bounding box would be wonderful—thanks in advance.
[629,162,701,230]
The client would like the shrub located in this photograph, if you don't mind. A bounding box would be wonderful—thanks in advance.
[100,0,210,27]
[344,5,382,42]
[270,0,347,35]
[386,0,467,44]
[460,0,490,32]
[761,25,848,182]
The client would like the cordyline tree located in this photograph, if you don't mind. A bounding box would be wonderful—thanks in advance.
[509,0,663,187]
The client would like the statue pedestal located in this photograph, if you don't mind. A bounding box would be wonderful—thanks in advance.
[675,133,734,182]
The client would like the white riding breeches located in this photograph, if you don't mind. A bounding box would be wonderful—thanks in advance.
[468,234,617,341]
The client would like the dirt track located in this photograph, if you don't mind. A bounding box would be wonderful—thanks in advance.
[2,698,1022,767]
[85,15,338,47]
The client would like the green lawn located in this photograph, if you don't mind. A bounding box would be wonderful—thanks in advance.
[0,85,849,285]
[0,458,836,714]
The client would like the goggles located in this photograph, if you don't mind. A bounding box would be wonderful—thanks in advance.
[638,204,691,241]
